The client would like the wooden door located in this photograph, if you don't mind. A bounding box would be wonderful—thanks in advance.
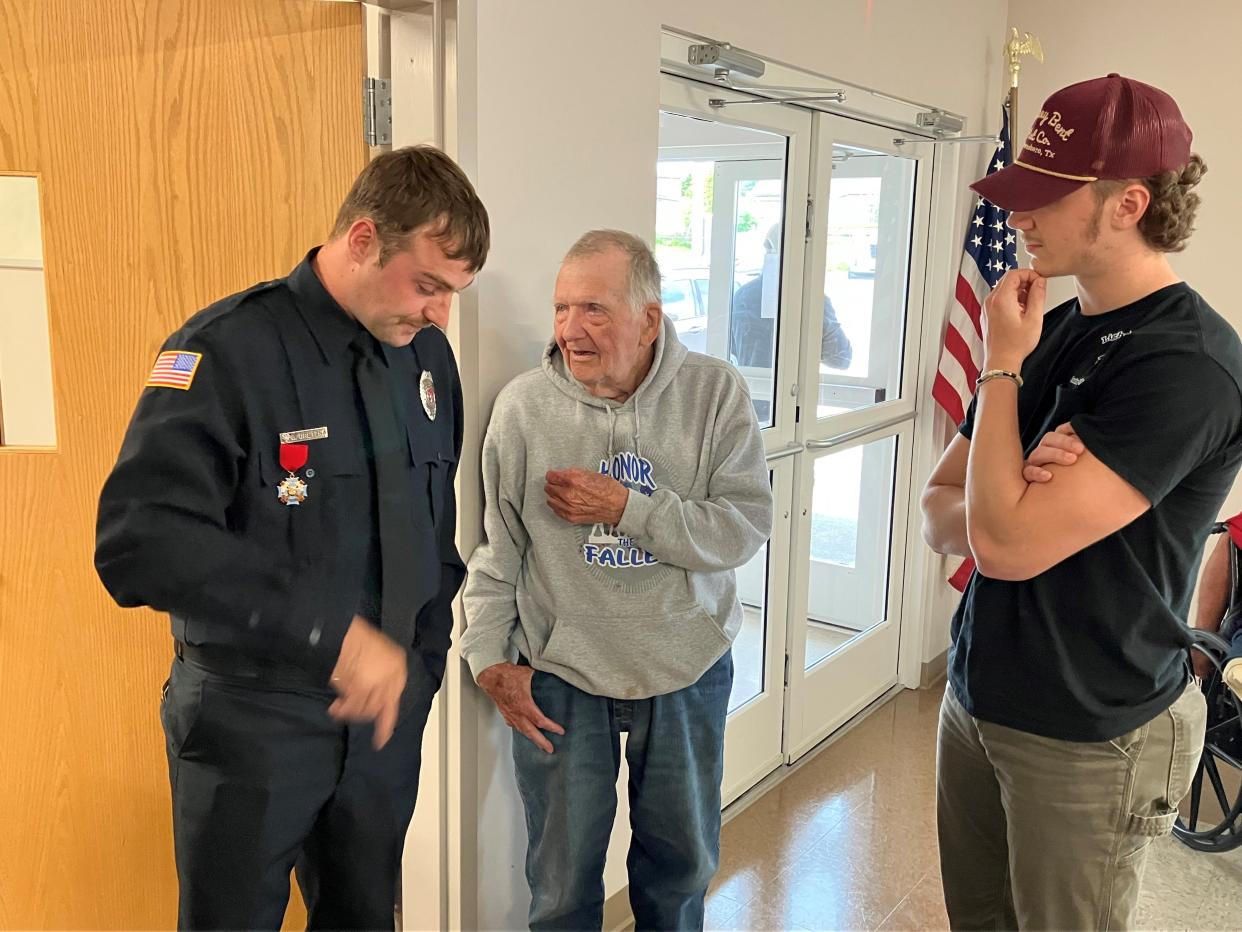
[0,2,364,926]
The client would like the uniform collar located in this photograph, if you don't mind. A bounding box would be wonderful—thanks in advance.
[288,247,365,364]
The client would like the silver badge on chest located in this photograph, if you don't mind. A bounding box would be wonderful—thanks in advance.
[419,369,437,421]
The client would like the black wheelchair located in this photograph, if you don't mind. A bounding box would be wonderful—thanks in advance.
[1173,523,1242,852]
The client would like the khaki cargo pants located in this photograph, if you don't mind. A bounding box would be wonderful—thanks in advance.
[936,680,1206,930]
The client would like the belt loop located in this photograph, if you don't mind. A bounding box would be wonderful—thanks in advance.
[614,699,633,732]
[175,640,184,661]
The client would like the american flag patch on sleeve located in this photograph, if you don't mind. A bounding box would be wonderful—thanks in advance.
[146,350,203,390]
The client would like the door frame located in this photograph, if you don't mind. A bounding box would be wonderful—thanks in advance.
[657,72,813,802]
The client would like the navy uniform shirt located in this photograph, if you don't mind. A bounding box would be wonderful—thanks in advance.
[95,251,465,686]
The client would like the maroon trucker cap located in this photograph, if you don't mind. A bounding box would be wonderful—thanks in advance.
[971,73,1193,211]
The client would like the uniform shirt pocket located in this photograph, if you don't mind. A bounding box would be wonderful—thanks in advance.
[406,422,456,526]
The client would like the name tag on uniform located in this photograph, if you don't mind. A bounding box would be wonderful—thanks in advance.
[279,426,329,444]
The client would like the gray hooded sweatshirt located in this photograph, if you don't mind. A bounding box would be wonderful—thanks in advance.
[460,315,773,699]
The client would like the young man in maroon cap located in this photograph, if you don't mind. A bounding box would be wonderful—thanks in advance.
[922,74,1242,928]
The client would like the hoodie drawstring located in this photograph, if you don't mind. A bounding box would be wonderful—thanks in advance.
[633,401,643,462]
[604,402,642,470]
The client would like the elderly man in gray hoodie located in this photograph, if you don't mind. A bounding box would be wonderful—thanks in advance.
[461,229,773,931]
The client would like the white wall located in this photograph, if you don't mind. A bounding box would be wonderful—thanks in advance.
[452,2,1010,927]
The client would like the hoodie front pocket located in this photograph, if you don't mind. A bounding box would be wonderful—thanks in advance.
[536,605,730,700]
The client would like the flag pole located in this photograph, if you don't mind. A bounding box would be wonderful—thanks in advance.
[1004,28,1044,165]
[938,31,1044,593]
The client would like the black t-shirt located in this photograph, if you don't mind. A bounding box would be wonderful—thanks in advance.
[951,283,1242,741]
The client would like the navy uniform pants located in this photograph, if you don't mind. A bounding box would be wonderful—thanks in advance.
[160,645,436,930]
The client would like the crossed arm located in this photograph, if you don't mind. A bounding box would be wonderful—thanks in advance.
[921,419,1151,581]
[921,270,1152,580]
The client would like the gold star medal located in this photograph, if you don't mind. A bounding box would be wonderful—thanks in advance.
[277,442,309,506]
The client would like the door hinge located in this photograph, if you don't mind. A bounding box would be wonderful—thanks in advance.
[363,77,392,146]
[783,652,791,687]
[805,196,814,241]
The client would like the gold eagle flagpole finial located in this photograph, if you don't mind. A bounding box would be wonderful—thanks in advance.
[1004,29,1044,164]
[1006,28,1044,89]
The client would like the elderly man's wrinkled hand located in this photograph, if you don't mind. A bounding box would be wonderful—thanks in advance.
[476,662,565,753]
[545,468,629,526]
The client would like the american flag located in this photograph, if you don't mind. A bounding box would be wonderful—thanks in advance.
[146,350,202,390]
[931,108,1017,591]
[931,108,1017,425]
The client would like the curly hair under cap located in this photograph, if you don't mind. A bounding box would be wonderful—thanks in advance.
[1092,154,1207,253]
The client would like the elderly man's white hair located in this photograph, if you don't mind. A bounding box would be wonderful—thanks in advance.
[563,229,662,315]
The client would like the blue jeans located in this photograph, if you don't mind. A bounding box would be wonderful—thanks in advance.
[512,651,733,931]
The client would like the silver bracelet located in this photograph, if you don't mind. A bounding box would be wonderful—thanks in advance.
[976,369,1023,388]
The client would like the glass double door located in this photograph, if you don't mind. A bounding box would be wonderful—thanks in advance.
[657,75,932,802]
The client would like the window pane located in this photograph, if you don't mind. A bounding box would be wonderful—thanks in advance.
[816,146,916,419]
[656,111,788,428]
[729,537,770,714]
[804,436,898,670]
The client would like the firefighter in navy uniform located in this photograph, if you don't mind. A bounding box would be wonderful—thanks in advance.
[95,146,489,931]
